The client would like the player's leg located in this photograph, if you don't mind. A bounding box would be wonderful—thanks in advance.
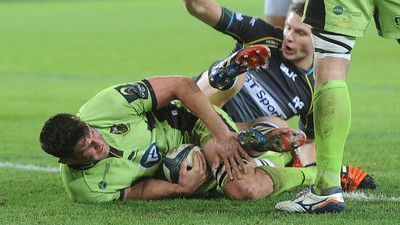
[207,45,270,90]
[237,116,376,193]
[194,70,246,108]
[275,33,355,214]
[193,108,314,200]
[264,0,292,27]
[204,144,317,200]
[275,0,373,213]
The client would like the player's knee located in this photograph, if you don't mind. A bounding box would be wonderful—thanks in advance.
[224,179,261,200]
[223,169,274,200]
[312,29,356,60]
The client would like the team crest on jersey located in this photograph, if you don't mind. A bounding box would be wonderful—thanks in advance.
[140,143,161,168]
[115,83,148,103]
[110,123,130,135]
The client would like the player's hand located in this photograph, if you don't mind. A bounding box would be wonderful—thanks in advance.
[177,151,208,195]
[213,131,251,181]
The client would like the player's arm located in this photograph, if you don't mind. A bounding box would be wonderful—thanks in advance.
[123,151,207,200]
[146,76,248,180]
[183,0,222,27]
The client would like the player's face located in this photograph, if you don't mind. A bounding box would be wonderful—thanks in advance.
[72,126,110,164]
[282,12,313,66]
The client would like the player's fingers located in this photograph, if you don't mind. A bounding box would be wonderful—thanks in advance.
[199,151,207,173]
[213,154,222,169]
[193,151,203,171]
[229,157,242,180]
[235,152,247,174]
[221,157,235,181]
[240,150,251,161]
[180,158,189,176]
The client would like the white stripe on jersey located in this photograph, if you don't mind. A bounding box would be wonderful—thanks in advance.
[243,73,287,119]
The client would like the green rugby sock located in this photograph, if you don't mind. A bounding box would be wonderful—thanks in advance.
[260,151,293,167]
[259,166,316,196]
[313,80,351,194]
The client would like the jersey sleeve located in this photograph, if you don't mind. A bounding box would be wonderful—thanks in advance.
[61,163,122,203]
[214,7,282,51]
[65,180,122,203]
[61,157,145,203]
[78,79,157,126]
[113,79,157,113]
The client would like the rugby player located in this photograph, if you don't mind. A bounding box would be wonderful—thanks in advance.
[275,0,400,213]
[183,0,376,205]
[39,76,316,203]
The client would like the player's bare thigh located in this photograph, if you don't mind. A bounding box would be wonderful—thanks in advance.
[224,166,274,200]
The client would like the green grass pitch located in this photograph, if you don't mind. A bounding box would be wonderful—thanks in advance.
[0,0,399,224]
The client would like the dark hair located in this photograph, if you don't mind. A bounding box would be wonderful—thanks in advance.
[39,113,89,158]
[290,1,305,17]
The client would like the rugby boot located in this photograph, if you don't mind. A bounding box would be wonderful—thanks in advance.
[208,45,270,90]
[340,165,376,191]
[275,186,345,213]
[238,122,306,153]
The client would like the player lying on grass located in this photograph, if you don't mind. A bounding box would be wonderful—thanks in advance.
[39,75,324,203]
[183,0,376,191]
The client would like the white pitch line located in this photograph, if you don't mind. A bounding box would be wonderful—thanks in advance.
[0,161,59,173]
[344,191,400,202]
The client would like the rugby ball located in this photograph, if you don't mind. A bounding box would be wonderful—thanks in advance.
[163,144,203,183]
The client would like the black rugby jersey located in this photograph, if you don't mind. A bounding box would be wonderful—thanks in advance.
[214,8,315,138]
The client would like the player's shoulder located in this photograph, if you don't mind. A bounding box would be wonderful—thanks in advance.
[60,158,129,202]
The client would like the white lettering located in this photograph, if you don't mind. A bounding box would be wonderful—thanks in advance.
[280,63,297,81]
[236,13,244,21]
[243,73,287,119]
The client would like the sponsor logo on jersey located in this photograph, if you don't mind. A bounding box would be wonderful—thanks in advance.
[236,13,244,21]
[265,39,281,48]
[333,6,343,15]
[140,143,161,169]
[244,73,287,119]
[98,163,111,190]
[280,63,297,81]
[98,180,107,190]
[249,17,256,26]
[288,96,304,114]
[333,6,362,17]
